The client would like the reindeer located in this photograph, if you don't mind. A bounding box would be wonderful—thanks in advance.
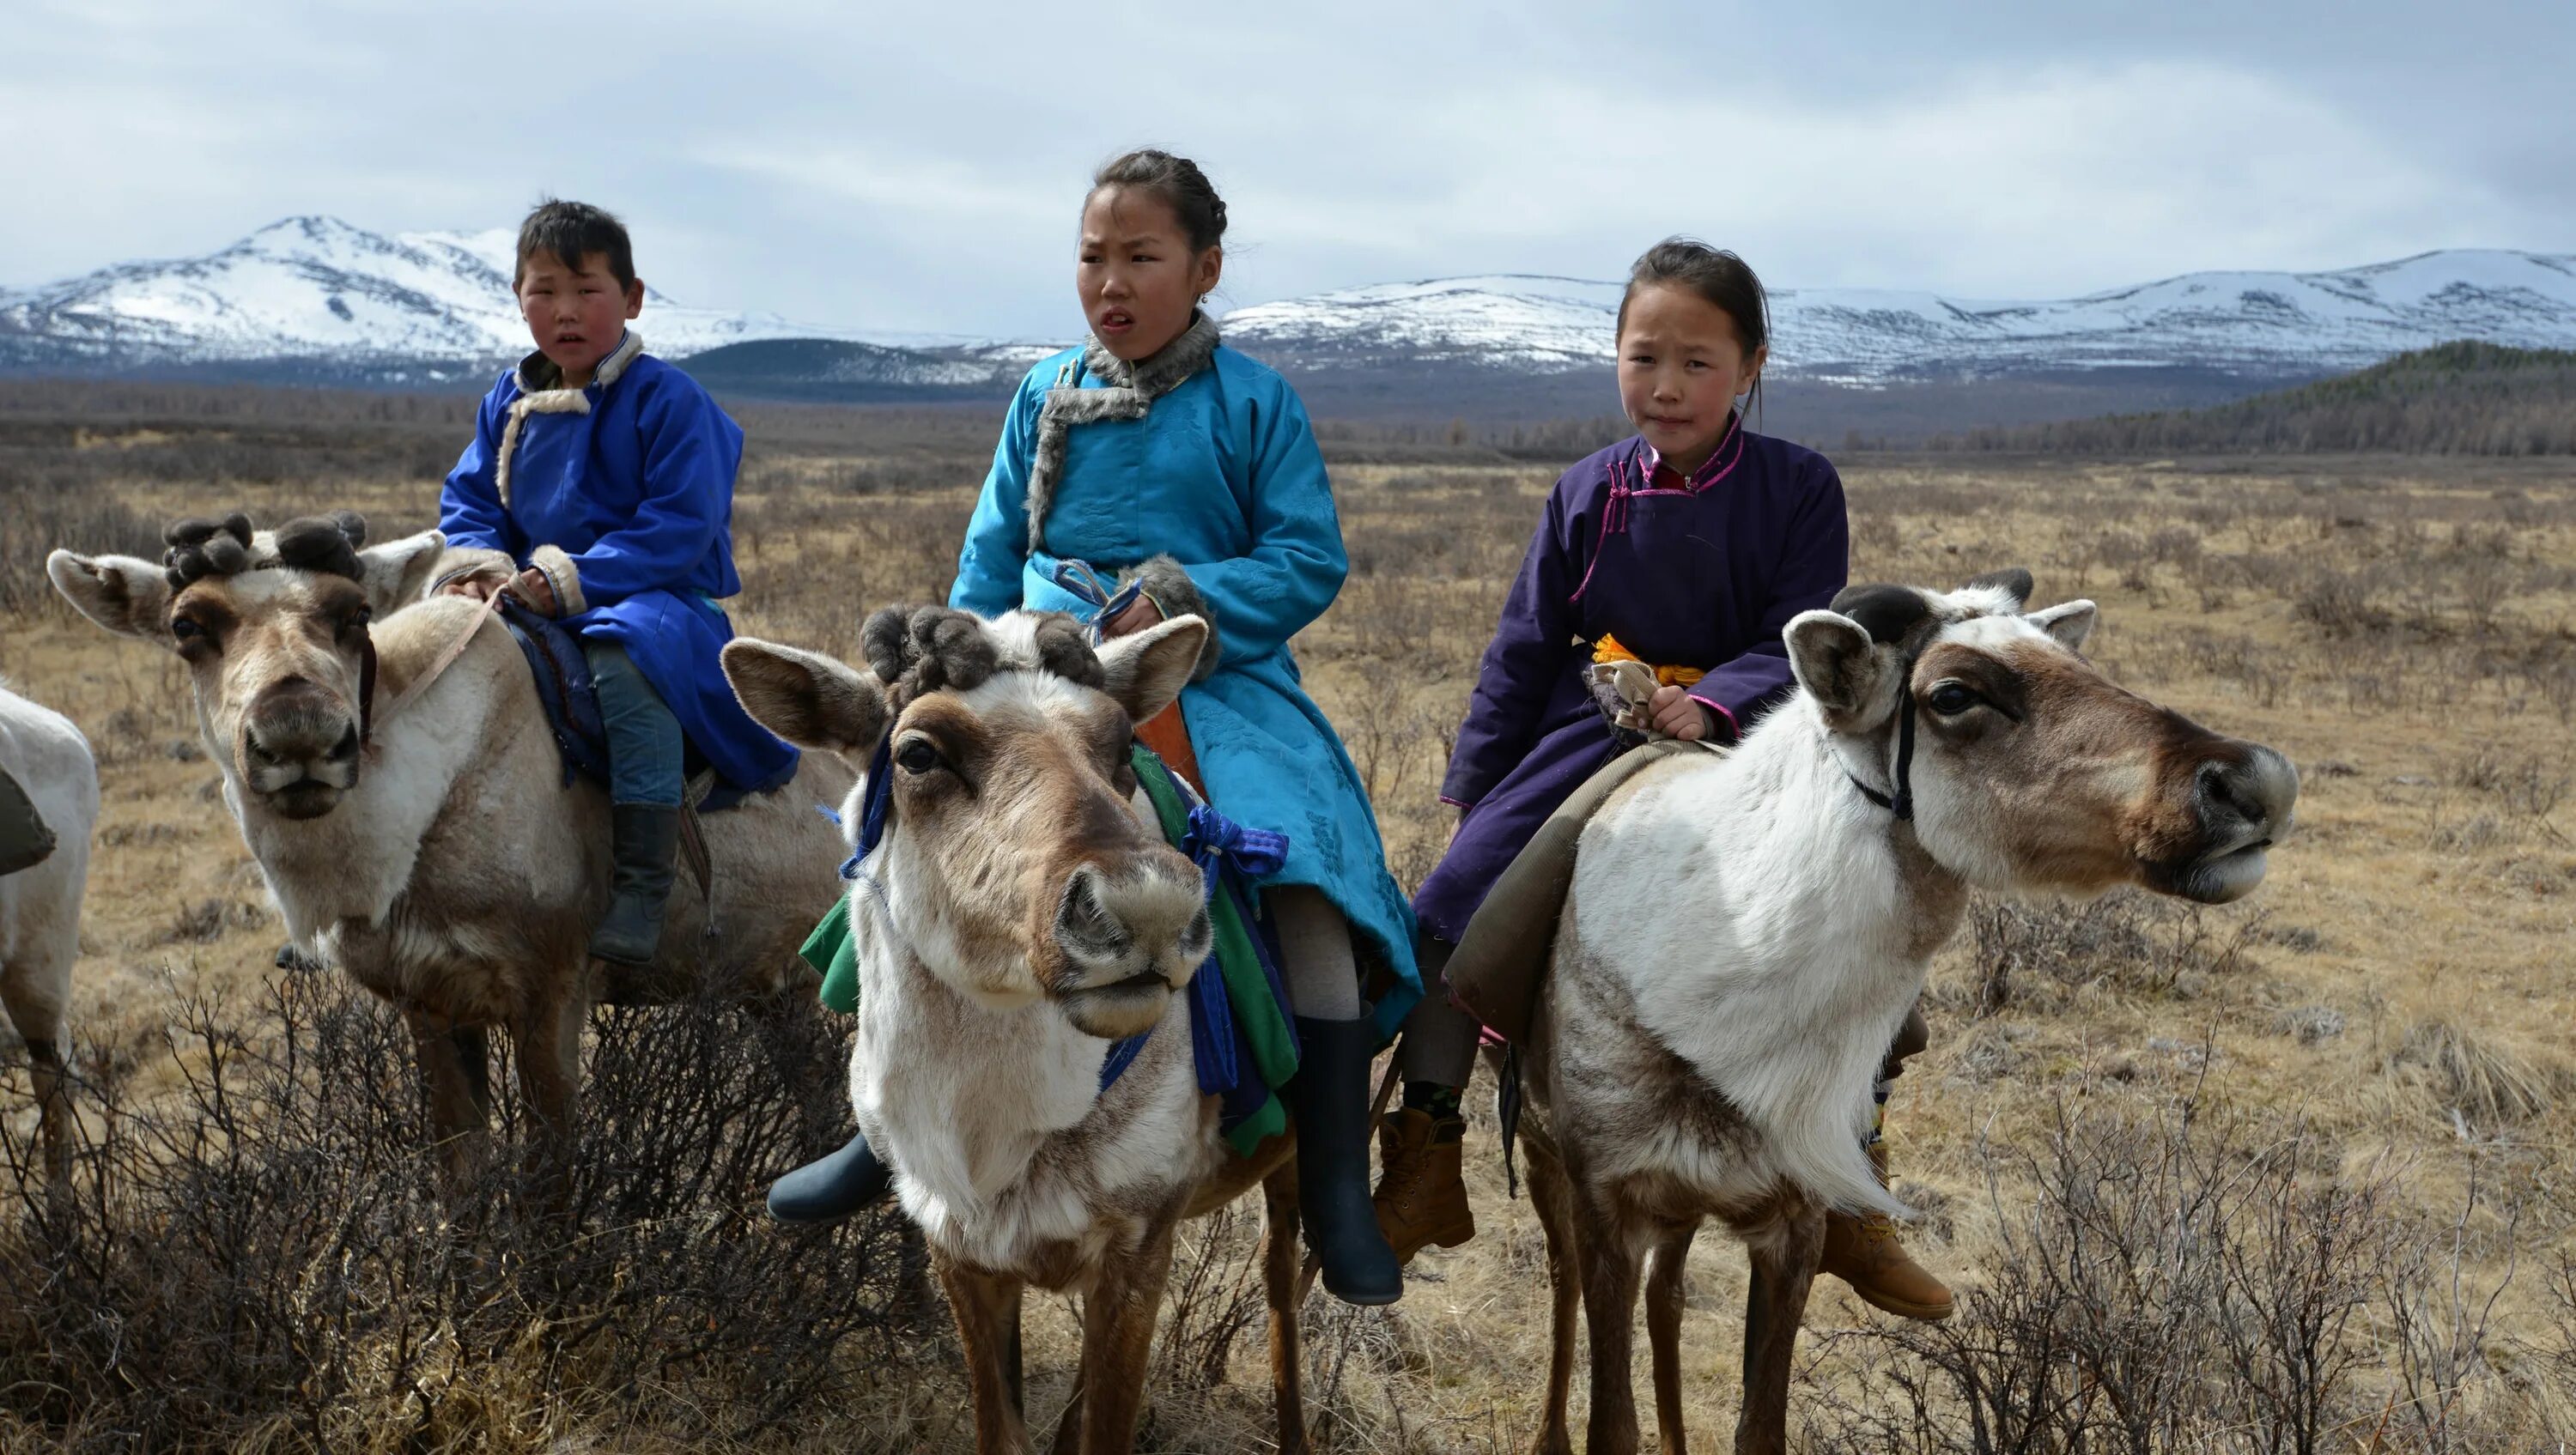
[723,605,1319,1455]
[1,683,95,1203]
[46,514,854,1189]
[1509,572,2300,1455]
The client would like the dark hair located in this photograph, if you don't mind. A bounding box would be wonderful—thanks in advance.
[1086,149,1228,253]
[515,199,635,289]
[1616,238,1771,380]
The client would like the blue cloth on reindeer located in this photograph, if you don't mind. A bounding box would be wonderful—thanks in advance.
[949,317,1421,1038]
[438,331,797,797]
[796,743,1300,1155]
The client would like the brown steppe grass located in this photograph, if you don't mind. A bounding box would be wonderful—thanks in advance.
[3,390,2574,1451]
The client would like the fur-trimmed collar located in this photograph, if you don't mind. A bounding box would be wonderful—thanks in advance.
[1024,313,1220,555]
[512,330,647,397]
[495,332,648,507]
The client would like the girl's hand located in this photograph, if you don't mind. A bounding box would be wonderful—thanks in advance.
[510,567,559,617]
[1103,594,1164,640]
[1648,683,1711,742]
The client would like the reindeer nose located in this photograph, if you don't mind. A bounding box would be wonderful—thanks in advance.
[1052,862,1210,980]
[2198,746,2300,842]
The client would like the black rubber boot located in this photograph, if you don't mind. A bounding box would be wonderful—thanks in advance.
[1291,1015,1405,1306]
[589,803,682,967]
[767,1131,895,1225]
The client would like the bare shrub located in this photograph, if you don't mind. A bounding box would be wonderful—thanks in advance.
[1967,890,2263,1012]
[0,969,912,1452]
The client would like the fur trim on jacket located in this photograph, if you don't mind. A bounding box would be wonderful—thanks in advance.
[1025,312,1220,555]
[1118,554,1221,682]
[526,544,586,617]
[495,331,648,508]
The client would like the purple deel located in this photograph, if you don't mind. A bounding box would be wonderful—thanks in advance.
[1412,421,1850,946]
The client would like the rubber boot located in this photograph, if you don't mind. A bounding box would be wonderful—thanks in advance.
[1290,1015,1405,1306]
[767,1130,895,1225]
[1818,1142,1953,1321]
[1373,1106,1475,1264]
[589,803,682,967]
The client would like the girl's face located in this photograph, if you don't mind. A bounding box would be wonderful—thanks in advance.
[1616,282,1766,474]
[1077,187,1221,361]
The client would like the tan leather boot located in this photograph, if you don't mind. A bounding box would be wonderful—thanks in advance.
[1819,1144,1953,1321]
[1371,1107,1475,1264]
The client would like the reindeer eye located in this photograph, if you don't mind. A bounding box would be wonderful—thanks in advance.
[1927,683,1981,716]
[343,606,373,634]
[169,616,204,643]
[895,738,943,775]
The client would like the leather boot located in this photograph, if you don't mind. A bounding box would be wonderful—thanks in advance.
[1290,1016,1404,1306]
[767,1130,895,1225]
[1373,1106,1475,1264]
[1819,1142,1953,1321]
[590,803,682,967]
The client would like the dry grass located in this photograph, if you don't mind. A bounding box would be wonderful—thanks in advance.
[3,399,2575,1451]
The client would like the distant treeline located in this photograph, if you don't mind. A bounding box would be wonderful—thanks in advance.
[1931,342,2576,456]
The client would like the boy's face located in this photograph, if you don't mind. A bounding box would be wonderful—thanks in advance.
[516,250,644,384]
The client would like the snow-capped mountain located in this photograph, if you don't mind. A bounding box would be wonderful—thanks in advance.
[1218,251,2576,384]
[0,215,913,378]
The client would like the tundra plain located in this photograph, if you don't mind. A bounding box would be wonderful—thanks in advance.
[2,386,2573,1452]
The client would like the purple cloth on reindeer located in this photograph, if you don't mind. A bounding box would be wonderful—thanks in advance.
[1412,424,1849,945]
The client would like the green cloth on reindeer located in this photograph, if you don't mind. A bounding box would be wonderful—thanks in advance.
[800,900,860,1015]
[795,744,1301,1156]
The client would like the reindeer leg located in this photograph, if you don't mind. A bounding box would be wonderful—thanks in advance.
[1522,1132,1580,1455]
[1576,1182,1647,1455]
[1263,1164,1309,1455]
[1078,1209,1181,1454]
[513,984,586,1218]
[1046,1345,1084,1455]
[1644,1220,1700,1455]
[1733,1200,1825,1455]
[938,1257,1032,1455]
[405,1009,489,1194]
[22,1035,70,1214]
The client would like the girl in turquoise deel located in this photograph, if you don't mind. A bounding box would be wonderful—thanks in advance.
[767,149,1419,1306]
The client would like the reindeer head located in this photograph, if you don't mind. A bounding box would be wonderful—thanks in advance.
[725,607,1214,1040]
[1787,568,2298,905]
[48,512,447,821]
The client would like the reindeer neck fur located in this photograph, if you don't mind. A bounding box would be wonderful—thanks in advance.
[843,775,1224,1281]
[212,597,578,967]
[1564,691,1965,1218]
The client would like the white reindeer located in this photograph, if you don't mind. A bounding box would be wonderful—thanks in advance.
[1,682,96,1200]
[1511,571,2300,1455]
[723,605,1324,1455]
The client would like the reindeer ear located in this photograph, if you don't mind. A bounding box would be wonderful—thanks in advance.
[355,530,448,614]
[2028,598,2097,652]
[1097,615,1208,725]
[1787,609,1903,731]
[48,551,176,645]
[722,638,889,758]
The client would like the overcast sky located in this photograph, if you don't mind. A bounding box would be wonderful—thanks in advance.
[5,0,2567,339]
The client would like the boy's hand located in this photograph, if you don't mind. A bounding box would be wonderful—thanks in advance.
[1648,683,1712,742]
[439,576,501,602]
[509,567,559,617]
[1102,595,1164,640]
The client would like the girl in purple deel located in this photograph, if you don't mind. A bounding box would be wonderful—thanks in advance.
[1374,240,1953,1323]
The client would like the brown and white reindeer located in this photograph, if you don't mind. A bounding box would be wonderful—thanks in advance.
[1510,571,2300,1455]
[722,605,1319,1455]
[46,513,854,1189]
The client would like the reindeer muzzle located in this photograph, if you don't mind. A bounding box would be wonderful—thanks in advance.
[2166,743,2300,904]
[242,677,362,816]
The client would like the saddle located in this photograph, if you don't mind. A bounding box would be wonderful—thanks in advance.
[497,600,747,894]
[1445,662,1725,1045]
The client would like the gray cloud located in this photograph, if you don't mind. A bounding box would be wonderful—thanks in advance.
[3,0,2567,341]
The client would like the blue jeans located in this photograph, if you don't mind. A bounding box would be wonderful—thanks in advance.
[582,640,686,809]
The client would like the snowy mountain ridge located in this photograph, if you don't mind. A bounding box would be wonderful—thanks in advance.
[1217,251,2576,382]
[4,216,2572,390]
